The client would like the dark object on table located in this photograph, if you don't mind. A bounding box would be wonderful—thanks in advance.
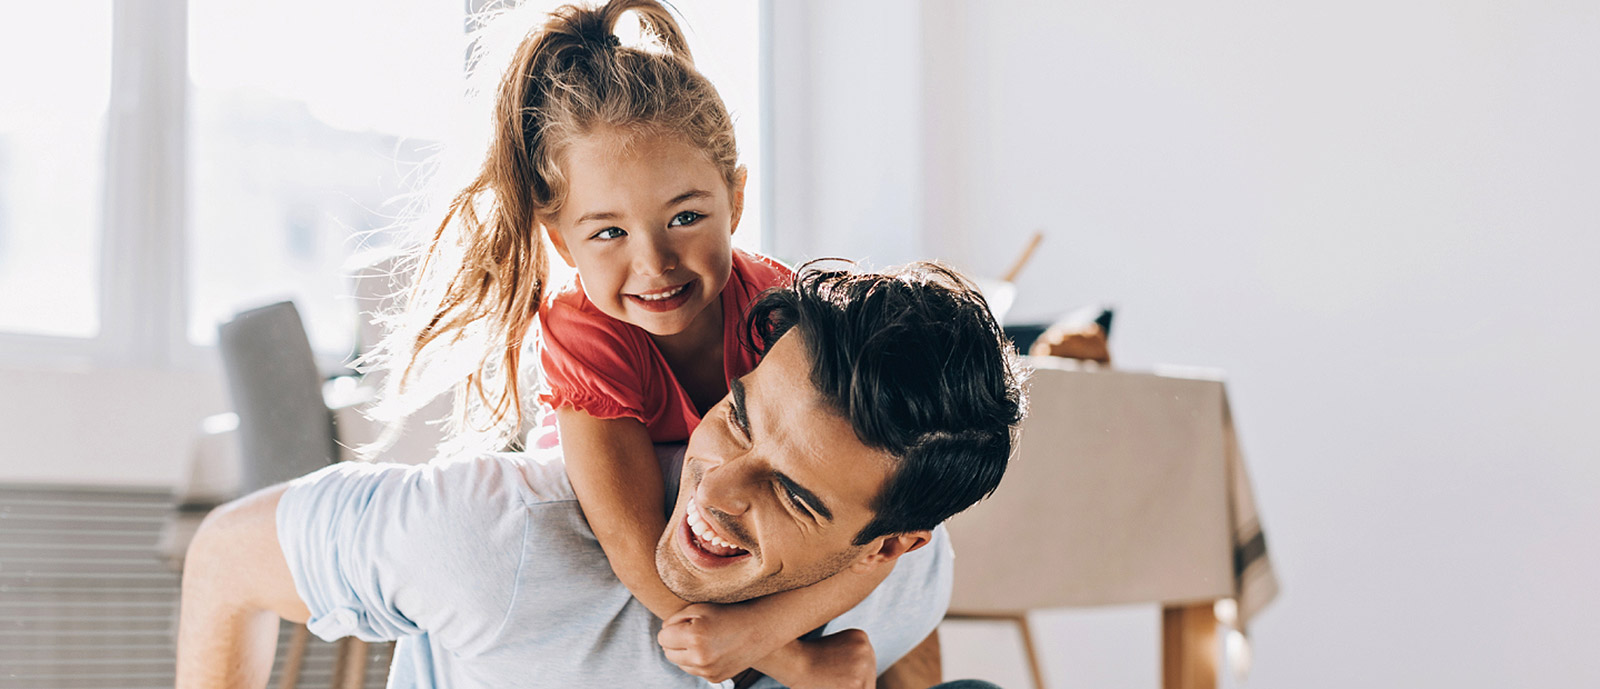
[1094,308,1115,338]
[1003,323,1050,353]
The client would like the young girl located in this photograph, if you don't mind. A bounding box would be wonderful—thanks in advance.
[375,0,890,684]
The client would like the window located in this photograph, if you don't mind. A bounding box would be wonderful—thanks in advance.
[186,0,466,355]
[1,0,763,364]
[0,3,114,338]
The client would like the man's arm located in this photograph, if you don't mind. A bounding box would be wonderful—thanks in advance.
[176,485,309,689]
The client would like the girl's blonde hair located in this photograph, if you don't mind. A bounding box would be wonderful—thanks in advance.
[367,0,740,452]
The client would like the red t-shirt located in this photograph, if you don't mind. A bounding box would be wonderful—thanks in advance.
[537,249,793,443]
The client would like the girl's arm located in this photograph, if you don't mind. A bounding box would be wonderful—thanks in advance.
[661,562,893,685]
[556,408,690,619]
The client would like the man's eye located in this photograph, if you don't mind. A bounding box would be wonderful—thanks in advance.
[669,211,703,227]
[591,227,626,240]
[784,487,814,517]
[725,407,749,441]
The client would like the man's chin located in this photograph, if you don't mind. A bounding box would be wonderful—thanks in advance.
[655,520,753,604]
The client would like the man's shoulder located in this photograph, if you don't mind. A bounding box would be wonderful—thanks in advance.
[427,449,579,507]
[280,451,584,585]
[278,451,593,656]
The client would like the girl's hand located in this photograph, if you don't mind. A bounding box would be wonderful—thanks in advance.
[659,605,877,689]
[658,603,775,682]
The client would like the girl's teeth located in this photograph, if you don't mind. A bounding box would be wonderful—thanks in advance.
[636,284,686,301]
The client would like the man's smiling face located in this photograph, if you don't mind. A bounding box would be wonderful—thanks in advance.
[655,332,910,603]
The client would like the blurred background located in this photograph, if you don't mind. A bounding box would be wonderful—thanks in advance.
[1,1,1596,687]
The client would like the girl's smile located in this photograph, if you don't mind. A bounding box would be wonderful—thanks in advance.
[625,279,697,312]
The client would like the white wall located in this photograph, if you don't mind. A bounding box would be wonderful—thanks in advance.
[767,0,927,267]
[774,1,1600,687]
[0,365,228,487]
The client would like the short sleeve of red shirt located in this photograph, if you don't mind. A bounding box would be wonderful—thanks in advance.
[538,249,792,443]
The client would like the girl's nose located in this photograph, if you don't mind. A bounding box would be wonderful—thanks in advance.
[632,235,677,278]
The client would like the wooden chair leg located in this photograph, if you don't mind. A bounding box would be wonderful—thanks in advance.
[277,623,310,689]
[1162,603,1218,689]
[336,638,370,689]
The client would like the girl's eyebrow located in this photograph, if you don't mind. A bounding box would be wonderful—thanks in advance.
[572,190,709,224]
[574,209,620,225]
[666,189,712,206]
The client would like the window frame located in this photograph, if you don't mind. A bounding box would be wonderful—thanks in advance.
[0,0,191,370]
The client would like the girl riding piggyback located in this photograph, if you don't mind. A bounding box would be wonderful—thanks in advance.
[378,1,891,685]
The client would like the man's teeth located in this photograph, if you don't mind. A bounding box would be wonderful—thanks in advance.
[636,284,687,302]
[687,500,741,552]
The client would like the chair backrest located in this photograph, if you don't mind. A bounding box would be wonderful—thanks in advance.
[217,301,337,494]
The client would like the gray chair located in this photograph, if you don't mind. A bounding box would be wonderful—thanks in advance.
[217,301,338,493]
[217,301,384,689]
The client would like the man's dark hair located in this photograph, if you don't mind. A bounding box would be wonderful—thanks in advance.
[746,261,1028,545]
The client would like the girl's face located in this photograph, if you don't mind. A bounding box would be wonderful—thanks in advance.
[544,129,744,339]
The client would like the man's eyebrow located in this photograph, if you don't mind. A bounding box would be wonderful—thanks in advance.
[729,378,750,433]
[774,471,833,522]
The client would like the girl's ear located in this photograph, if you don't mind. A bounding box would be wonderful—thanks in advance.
[544,221,576,268]
[728,166,748,236]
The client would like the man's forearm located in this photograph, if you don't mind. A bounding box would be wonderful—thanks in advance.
[176,485,310,689]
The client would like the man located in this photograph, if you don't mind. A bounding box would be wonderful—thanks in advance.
[177,263,1027,688]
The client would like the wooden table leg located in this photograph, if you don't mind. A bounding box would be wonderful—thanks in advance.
[1162,603,1218,689]
[942,613,1047,689]
[1013,614,1047,689]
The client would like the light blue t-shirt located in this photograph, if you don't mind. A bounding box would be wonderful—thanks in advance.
[277,446,954,688]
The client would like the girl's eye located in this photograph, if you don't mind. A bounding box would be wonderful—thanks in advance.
[669,211,704,227]
[591,227,626,240]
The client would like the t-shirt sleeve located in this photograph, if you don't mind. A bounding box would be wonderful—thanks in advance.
[275,456,531,656]
[538,299,650,423]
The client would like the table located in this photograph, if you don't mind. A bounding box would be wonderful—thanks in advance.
[944,357,1279,689]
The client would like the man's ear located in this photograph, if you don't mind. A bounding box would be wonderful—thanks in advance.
[727,166,748,237]
[543,220,576,268]
[849,530,933,574]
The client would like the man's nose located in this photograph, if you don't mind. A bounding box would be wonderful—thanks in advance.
[696,455,752,517]
[632,233,677,278]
